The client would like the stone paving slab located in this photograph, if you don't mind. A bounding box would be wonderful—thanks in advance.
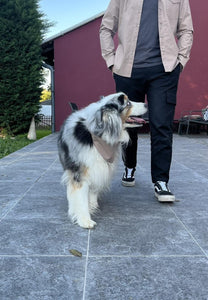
[0,256,85,300]
[0,133,208,299]
[85,256,208,300]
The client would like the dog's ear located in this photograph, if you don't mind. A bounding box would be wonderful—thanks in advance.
[93,109,103,131]
[117,94,125,106]
[92,105,122,143]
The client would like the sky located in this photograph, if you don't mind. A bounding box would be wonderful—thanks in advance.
[38,0,110,39]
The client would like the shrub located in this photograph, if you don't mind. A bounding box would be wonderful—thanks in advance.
[0,0,50,134]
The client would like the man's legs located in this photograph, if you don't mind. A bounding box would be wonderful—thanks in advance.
[147,64,180,201]
[113,73,146,185]
[113,65,180,198]
[147,64,180,183]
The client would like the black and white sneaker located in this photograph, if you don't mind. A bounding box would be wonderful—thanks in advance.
[122,167,136,187]
[154,181,175,202]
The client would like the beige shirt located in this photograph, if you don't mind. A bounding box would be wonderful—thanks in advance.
[100,0,193,77]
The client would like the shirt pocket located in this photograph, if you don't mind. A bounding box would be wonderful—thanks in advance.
[166,91,177,105]
[166,0,180,25]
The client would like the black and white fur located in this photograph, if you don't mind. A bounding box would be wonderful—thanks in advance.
[58,92,147,228]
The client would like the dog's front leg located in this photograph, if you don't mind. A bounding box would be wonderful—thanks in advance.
[66,181,97,229]
[89,191,99,215]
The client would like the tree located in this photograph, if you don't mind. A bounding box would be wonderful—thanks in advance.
[40,88,51,102]
[0,0,50,134]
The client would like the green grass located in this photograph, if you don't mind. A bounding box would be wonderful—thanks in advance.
[0,129,51,159]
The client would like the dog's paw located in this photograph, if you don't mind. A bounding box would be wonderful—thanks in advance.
[78,218,97,229]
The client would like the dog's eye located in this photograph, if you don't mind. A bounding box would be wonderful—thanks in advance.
[126,101,132,107]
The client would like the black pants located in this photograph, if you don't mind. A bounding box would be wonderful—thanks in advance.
[113,64,180,183]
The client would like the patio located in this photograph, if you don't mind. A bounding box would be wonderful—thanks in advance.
[0,133,208,299]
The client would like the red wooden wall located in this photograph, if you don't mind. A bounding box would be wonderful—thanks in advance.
[177,0,208,118]
[54,17,115,131]
[54,1,208,131]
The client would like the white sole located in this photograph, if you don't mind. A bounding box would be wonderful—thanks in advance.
[122,180,135,187]
[155,192,175,202]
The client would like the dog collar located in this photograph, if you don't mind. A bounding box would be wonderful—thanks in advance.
[92,134,119,163]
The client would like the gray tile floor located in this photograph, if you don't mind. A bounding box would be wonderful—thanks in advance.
[1,133,208,299]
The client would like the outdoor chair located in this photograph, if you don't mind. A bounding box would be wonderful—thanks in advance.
[178,107,208,135]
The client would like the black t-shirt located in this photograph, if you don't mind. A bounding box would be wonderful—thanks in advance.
[133,0,162,68]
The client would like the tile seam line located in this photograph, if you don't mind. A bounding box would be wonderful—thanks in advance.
[172,158,208,183]
[82,229,90,300]
[82,229,91,300]
[169,206,208,258]
[0,254,206,258]
[0,157,58,222]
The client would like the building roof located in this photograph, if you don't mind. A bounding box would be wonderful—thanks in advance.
[42,11,104,45]
[41,11,104,66]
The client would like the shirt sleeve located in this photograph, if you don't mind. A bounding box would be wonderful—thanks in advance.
[99,0,120,69]
[176,0,194,67]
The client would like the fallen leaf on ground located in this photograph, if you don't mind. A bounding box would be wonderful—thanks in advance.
[69,249,82,257]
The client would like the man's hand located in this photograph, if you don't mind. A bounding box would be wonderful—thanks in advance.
[109,65,114,73]
[179,63,183,72]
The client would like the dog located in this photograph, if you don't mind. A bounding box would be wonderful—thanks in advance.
[58,92,147,228]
